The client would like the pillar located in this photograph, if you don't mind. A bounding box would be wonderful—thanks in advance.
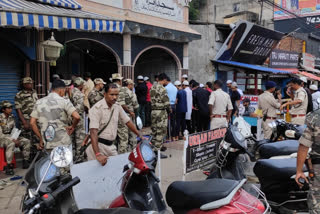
[121,33,134,79]
[181,43,189,77]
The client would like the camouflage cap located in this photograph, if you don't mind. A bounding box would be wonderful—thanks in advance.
[125,79,134,85]
[112,73,123,80]
[22,77,33,84]
[74,77,85,86]
[94,78,106,85]
[0,101,12,108]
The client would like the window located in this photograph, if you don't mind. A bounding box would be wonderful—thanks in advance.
[233,3,240,12]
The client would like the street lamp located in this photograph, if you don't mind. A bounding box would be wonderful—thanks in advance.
[42,32,63,66]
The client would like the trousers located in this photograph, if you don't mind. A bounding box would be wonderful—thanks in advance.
[86,143,118,160]
[151,110,168,150]
[118,117,137,154]
[308,164,320,213]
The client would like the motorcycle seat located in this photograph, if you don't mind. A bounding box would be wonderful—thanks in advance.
[258,140,299,159]
[254,158,307,180]
[166,178,240,209]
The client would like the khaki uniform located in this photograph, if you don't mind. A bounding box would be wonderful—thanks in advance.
[208,89,233,130]
[83,78,94,109]
[87,99,130,160]
[117,87,139,154]
[71,87,86,159]
[14,89,38,139]
[150,83,170,150]
[290,87,308,125]
[299,110,320,213]
[0,113,31,162]
[258,91,281,139]
[88,88,105,108]
[30,93,76,150]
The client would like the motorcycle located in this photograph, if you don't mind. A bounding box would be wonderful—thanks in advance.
[21,126,148,214]
[207,125,309,213]
[109,135,270,213]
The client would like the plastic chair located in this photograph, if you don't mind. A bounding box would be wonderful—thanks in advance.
[0,147,16,171]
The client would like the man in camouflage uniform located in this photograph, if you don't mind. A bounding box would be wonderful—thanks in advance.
[296,109,320,213]
[30,80,80,151]
[117,79,139,153]
[0,101,31,174]
[71,77,86,161]
[88,78,106,107]
[15,77,38,148]
[150,73,170,158]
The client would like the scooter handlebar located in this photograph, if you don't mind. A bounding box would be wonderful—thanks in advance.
[51,176,80,198]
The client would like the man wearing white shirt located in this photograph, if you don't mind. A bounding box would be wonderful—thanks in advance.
[310,84,320,111]
[232,81,243,96]
[182,80,193,134]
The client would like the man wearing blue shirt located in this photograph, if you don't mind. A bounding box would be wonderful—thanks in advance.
[165,76,178,141]
[174,81,187,140]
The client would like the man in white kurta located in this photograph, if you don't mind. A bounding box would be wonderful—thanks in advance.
[183,81,193,134]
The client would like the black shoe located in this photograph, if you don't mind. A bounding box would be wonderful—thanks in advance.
[160,146,167,152]
[160,153,168,159]
[5,164,14,175]
[22,160,30,169]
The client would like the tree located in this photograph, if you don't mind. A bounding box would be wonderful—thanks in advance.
[189,0,205,21]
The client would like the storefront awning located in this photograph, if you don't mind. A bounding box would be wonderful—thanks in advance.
[273,68,299,74]
[34,0,81,9]
[0,0,124,33]
[300,71,320,81]
[301,64,320,74]
[213,60,294,74]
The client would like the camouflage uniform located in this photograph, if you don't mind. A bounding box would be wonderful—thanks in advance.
[30,92,76,150]
[150,83,170,150]
[299,109,320,213]
[71,80,86,160]
[117,84,139,154]
[0,112,31,162]
[15,87,38,140]
[88,88,105,107]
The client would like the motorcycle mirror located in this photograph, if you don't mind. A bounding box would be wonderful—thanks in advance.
[285,130,296,138]
[50,146,73,168]
[44,125,55,142]
[136,116,143,130]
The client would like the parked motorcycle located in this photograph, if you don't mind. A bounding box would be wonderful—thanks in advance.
[109,136,270,214]
[207,125,309,213]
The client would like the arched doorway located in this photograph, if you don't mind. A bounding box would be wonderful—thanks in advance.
[133,46,181,83]
[55,39,120,82]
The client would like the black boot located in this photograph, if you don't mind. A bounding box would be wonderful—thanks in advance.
[5,164,14,175]
[22,160,30,169]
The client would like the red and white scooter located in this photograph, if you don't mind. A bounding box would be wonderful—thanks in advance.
[109,137,269,214]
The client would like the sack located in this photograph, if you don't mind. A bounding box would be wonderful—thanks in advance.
[136,116,143,130]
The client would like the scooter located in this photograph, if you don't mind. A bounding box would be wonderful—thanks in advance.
[21,126,146,214]
[207,125,309,214]
[109,134,270,213]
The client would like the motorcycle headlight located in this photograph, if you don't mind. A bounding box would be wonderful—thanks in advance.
[140,143,155,162]
[224,125,247,150]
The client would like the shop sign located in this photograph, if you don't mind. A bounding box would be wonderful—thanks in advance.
[238,95,259,115]
[132,0,184,22]
[269,49,300,68]
[302,53,316,69]
[185,128,226,174]
[215,21,283,65]
[88,0,122,8]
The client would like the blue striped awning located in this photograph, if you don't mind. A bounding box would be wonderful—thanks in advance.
[33,0,81,9]
[0,0,124,33]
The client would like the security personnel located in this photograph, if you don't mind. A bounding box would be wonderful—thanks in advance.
[258,81,282,140]
[208,80,233,130]
[0,101,31,174]
[88,78,106,107]
[112,73,123,89]
[281,78,308,125]
[71,77,86,160]
[30,80,80,151]
[117,79,139,153]
[150,73,170,157]
[15,77,38,143]
[295,109,320,213]
[87,83,143,166]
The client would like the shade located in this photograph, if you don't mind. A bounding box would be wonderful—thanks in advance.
[300,71,320,81]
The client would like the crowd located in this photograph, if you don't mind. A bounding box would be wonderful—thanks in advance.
[1,70,320,173]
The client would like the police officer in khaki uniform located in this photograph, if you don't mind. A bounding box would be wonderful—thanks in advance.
[88,78,106,107]
[208,80,233,130]
[30,80,80,151]
[15,77,38,144]
[258,81,282,140]
[281,78,308,125]
[117,79,139,154]
[86,83,143,166]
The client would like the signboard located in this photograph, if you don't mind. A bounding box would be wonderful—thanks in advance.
[239,95,259,115]
[274,0,320,20]
[71,153,129,209]
[132,0,184,22]
[215,21,283,65]
[88,0,122,8]
[185,128,226,174]
[303,52,316,69]
[269,49,300,68]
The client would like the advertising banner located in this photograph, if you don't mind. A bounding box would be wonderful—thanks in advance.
[274,0,320,20]
[269,49,300,68]
[185,128,227,174]
[215,21,283,65]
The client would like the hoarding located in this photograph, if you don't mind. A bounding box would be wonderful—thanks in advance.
[274,0,320,20]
